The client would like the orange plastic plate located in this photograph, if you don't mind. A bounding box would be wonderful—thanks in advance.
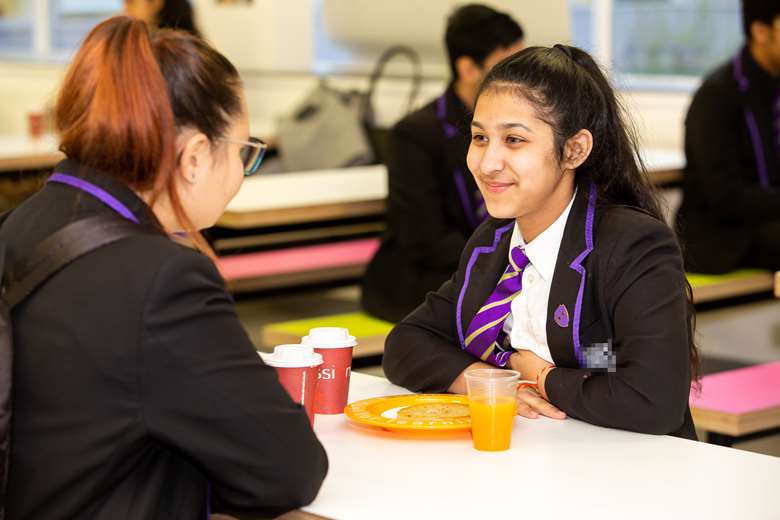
[344,394,472,431]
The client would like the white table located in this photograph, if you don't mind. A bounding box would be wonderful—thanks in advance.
[218,165,387,229]
[0,134,63,171]
[304,373,780,520]
[642,147,685,185]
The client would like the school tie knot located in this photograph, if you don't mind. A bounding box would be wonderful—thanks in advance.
[509,246,530,274]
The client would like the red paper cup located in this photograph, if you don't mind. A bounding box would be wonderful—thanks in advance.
[302,327,357,414]
[260,344,323,425]
[28,111,43,139]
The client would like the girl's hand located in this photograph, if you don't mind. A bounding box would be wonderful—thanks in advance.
[515,387,566,420]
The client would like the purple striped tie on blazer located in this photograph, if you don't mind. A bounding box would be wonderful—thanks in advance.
[463,246,530,367]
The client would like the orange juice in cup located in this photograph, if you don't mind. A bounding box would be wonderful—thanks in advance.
[465,369,520,451]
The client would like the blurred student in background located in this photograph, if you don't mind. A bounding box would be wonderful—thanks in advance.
[2,17,326,519]
[676,0,780,273]
[124,0,201,36]
[362,4,524,323]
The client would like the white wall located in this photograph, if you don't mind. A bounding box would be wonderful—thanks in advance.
[0,0,694,150]
[194,0,314,72]
[0,61,692,152]
[0,61,63,135]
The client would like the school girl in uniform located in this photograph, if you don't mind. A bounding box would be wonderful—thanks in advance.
[383,45,699,439]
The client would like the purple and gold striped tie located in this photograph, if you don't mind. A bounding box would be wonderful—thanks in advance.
[463,246,530,367]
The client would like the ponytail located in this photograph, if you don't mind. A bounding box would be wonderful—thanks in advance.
[55,17,242,260]
[56,17,176,193]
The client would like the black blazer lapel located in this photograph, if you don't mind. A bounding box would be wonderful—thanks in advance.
[547,182,598,368]
[455,220,514,347]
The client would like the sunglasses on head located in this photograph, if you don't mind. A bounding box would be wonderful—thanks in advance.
[221,136,268,176]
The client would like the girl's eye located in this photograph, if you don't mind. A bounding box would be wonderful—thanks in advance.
[471,133,487,143]
[506,135,525,145]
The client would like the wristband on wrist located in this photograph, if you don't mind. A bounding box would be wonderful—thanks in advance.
[536,364,555,396]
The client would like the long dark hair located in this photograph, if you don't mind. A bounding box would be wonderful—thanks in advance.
[477,44,700,384]
[158,0,200,37]
[55,16,240,257]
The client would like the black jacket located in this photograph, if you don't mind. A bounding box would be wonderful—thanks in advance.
[384,185,697,439]
[361,85,482,322]
[676,46,780,273]
[2,160,328,519]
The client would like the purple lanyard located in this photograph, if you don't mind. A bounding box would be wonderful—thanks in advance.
[732,55,771,189]
[48,173,140,224]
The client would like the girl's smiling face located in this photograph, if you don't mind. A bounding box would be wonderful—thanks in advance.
[467,87,578,241]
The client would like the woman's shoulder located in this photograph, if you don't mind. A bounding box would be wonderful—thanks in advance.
[86,232,225,302]
[392,98,442,148]
[597,204,674,242]
[595,205,679,260]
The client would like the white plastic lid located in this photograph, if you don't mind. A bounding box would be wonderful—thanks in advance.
[301,327,357,349]
[259,344,323,368]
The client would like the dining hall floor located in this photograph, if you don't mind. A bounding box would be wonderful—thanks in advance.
[234,284,780,458]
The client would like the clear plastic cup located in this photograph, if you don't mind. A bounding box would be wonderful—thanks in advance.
[260,344,323,425]
[465,369,520,451]
[301,327,356,414]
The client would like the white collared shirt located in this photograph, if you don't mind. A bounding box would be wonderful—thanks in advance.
[502,191,576,364]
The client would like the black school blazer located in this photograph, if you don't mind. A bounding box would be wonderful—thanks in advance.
[2,160,328,520]
[361,85,481,322]
[384,184,697,439]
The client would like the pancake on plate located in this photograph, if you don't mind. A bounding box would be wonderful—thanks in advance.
[397,402,470,419]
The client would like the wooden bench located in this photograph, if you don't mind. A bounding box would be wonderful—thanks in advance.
[687,269,775,304]
[690,361,780,446]
[260,311,394,359]
[218,238,380,293]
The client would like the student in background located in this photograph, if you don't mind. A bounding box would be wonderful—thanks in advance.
[361,4,524,323]
[124,0,201,36]
[383,45,699,439]
[2,17,326,519]
[676,0,780,273]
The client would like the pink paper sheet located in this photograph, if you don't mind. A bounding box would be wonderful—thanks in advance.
[218,238,380,279]
[689,361,780,414]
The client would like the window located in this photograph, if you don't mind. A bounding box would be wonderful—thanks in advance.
[571,0,741,85]
[612,0,741,77]
[51,0,121,52]
[0,0,34,54]
[0,0,120,60]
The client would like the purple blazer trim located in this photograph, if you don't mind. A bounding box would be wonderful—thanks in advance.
[568,183,597,366]
[456,222,515,347]
[437,93,480,229]
[743,110,771,189]
[732,55,770,189]
[436,95,459,139]
[48,173,140,224]
[453,168,479,230]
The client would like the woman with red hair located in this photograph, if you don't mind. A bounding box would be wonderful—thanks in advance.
[1,17,327,519]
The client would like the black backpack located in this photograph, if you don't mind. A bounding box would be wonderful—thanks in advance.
[0,214,142,519]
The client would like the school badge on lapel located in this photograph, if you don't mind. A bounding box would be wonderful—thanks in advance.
[554,304,569,328]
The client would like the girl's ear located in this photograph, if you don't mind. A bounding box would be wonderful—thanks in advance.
[562,129,593,171]
[177,131,211,185]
